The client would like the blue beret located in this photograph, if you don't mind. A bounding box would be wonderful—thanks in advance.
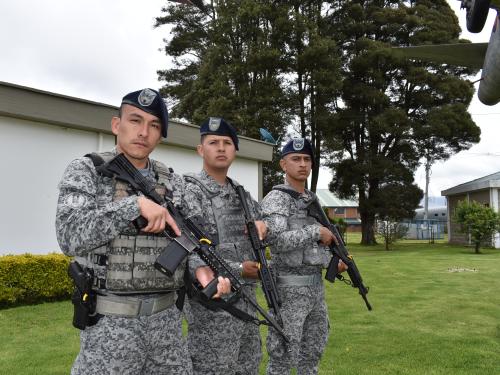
[121,88,169,138]
[281,138,314,159]
[200,117,239,150]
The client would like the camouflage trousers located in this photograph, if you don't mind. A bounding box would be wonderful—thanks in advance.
[71,304,192,375]
[186,292,262,375]
[266,281,329,375]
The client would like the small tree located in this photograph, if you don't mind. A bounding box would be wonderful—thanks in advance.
[323,207,347,243]
[376,219,408,251]
[453,200,500,254]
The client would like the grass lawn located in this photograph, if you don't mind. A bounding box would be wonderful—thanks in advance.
[1,240,499,374]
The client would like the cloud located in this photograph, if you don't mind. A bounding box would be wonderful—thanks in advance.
[0,0,171,104]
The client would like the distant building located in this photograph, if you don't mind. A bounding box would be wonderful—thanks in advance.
[316,189,361,232]
[441,171,500,248]
[0,81,273,254]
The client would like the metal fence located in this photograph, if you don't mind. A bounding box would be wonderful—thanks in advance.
[401,219,446,241]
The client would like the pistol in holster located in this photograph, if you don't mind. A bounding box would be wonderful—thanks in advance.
[68,261,100,330]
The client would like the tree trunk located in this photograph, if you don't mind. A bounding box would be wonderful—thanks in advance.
[311,165,318,193]
[475,241,481,254]
[360,208,377,245]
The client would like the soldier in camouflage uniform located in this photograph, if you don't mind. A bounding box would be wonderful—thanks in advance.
[262,138,347,375]
[56,89,230,375]
[183,117,266,375]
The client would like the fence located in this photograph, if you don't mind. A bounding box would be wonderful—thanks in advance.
[401,219,446,241]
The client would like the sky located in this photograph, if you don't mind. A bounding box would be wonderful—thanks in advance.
[0,0,498,201]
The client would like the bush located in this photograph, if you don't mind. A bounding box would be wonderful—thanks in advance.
[454,200,500,253]
[0,253,73,308]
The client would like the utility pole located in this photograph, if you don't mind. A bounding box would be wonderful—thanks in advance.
[424,158,431,221]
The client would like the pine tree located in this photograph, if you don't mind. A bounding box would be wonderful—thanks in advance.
[326,0,480,244]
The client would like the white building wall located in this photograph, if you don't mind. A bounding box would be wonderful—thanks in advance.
[150,145,259,200]
[0,116,259,255]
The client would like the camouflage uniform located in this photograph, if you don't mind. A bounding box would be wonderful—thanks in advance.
[262,183,332,375]
[183,170,262,375]
[56,149,192,375]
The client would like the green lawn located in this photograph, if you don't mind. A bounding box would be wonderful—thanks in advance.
[1,241,499,374]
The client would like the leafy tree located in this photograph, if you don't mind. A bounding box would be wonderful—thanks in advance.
[156,1,342,193]
[326,0,480,244]
[376,219,408,250]
[279,2,341,191]
[155,1,290,192]
[156,1,480,242]
[453,200,500,254]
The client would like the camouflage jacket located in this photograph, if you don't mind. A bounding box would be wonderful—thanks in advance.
[261,183,331,276]
[55,149,184,256]
[183,170,261,276]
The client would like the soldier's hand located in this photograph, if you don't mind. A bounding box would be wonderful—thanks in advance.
[195,266,231,298]
[241,261,260,279]
[137,196,181,235]
[338,259,348,273]
[214,276,231,298]
[319,226,335,246]
[254,220,268,240]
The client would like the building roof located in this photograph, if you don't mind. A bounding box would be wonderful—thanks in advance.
[0,81,273,162]
[316,189,358,207]
[441,170,500,196]
[343,218,362,225]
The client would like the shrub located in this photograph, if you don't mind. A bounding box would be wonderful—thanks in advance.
[0,253,73,308]
[453,200,500,253]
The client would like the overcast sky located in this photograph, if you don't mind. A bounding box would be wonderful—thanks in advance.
[1,1,498,200]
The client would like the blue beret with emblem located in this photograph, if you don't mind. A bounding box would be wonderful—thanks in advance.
[121,88,169,138]
[281,137,314,159]
[199,117,239,150]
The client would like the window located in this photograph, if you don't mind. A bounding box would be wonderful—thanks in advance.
[334,208,345,215]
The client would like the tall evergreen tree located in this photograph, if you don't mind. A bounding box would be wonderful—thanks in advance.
[326,0,480,244]
[279,2,342,191]
[156,1,342,193]
[156,1,290,193]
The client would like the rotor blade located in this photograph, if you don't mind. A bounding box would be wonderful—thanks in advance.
[392,43,488,69]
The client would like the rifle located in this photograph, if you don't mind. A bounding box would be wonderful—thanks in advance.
[235,185,283,323]
[308,199,372,311]
[98,153,290,344]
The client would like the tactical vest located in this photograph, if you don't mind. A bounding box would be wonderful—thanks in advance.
[184,173,254,263]
[272,184,331,268]
[76,151,185,295]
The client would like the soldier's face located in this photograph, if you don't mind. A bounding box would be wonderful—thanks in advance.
[111,104,162,168]
[280,153,312,182]
[197,135,236,170]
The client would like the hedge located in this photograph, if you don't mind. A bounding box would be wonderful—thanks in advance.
[0,253,73,308]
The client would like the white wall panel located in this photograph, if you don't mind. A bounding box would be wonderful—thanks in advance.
[152,145,259,200]
[0,117,115,254]
[0,117,260,254]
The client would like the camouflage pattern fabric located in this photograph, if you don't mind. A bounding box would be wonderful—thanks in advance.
[56,153,141,256]
[261,184,331,375]
[71,305,192,375]
[56,149,191,374]
[183,170,262,375]
[185,289,261,375]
